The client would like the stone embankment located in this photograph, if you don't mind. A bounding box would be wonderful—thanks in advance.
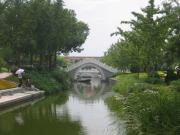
[0,87,44,109]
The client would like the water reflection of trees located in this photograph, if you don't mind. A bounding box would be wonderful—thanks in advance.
[0,94,86,135]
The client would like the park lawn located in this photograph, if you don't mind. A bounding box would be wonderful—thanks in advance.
[113,73,148,94]
[113,72,175,94]
[0,79,17,90]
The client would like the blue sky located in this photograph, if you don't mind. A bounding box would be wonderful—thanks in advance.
[64,0,162,56]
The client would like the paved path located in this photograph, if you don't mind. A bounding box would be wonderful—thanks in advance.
[0,72,12,79]
[0,87,44,108]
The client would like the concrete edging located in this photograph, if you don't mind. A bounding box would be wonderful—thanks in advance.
[0,88,44,110]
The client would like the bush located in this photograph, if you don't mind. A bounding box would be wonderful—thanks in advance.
[57,56,68,68]
[130,66,140,73]
[7,69,71,94]
[165,69,178,85]
[109,73,180,135]
[108,88,180,135]
[51,69,71,90]
[171,80,180,92]
[25,71,59,94]
[126,90,180,135]
[0,58,5,71]
[145,77,164,84]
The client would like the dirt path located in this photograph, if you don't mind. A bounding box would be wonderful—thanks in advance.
[0,72,12,79]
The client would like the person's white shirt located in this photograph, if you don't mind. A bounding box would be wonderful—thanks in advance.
[15,69,25,79]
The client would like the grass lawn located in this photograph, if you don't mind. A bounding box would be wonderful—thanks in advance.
[113,72,176,94]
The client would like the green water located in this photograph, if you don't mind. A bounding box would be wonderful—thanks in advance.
[0,79,125,135]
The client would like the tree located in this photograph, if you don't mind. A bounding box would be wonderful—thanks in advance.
[0,0,89,70]
[162,0,180,67]
[104,0,171,77]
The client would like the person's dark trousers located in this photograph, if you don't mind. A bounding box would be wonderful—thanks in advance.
[18,78,23,87]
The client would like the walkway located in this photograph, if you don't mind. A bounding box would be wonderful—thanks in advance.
[0,72,12,79]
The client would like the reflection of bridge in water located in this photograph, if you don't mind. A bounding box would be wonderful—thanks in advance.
[72,78,114,102]
[67,58,118,81]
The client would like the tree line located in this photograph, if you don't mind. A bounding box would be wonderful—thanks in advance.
[0,0,89,70]
[103,0,179,77]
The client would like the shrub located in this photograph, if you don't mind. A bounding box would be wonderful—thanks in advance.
[130,66,140,73]
[0,58,5,71]
[145,77,164,84]
[171,80,180,92]
[165,69,178,85]
[51,69,71,90]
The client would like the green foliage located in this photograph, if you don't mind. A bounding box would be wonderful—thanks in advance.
[171,79,180,92]
[113,73,148,94]
[25,70,70,94]
[113,73,140,94]
[124,89,180,135]
[27,71,60,94]
[145,77,164,84]
[105,1,180,134]
[108,73,180,135]
[165,69,179,85]
[103,0,180,75]
[145,72,164,84]
[0,0,89,69]
[105,96,124,118]
[57,56,68,67]
[0,57,5,70]
[7,69,71,94]
[51,69,71,90]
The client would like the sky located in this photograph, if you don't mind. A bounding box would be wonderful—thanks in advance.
[64,0,162,57]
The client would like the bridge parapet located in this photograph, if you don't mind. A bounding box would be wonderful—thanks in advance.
[67,58,118,73]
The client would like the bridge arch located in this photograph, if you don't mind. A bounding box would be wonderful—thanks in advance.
[67,58,118,80]
[74,63,106,80]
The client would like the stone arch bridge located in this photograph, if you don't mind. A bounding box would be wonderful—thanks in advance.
[67,58,118,81]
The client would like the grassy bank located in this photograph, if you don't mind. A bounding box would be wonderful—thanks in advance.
[7,69,71,94]
[106,73,180,135]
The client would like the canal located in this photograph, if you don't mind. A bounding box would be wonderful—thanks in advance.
[0,79,126,135]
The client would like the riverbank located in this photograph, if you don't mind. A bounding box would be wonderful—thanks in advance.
[7,69,71,94]
[0,87,44,110]
[106,73,180,135]
[0,68,70,110]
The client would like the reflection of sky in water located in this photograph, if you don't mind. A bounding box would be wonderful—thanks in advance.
[15,113,24,125]
[0,80,125,135]
[54,80,125,135]
[66,97,119,135]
